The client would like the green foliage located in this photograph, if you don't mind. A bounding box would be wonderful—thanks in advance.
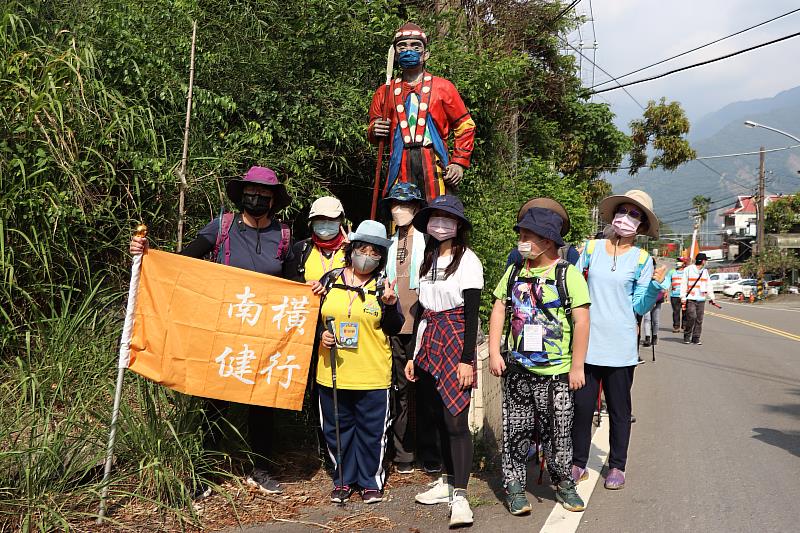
[765,194,800,233]
[629,97,696,174]
[740,245,800,282]
[692,195,711,222]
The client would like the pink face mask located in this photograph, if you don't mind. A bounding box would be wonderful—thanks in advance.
[611,212,641,237]
[427,216,458,241]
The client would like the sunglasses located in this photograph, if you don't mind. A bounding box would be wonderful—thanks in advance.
[616,206,642,219]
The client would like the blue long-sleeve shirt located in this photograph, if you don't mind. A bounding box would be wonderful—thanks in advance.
[580,241,660,367]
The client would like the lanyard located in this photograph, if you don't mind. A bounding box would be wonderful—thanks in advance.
[344,270,368,318]
[318,247,337,275]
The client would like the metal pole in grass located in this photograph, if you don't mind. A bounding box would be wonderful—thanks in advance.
[97,224,147,523]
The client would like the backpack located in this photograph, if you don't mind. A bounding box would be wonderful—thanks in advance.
[500,259,574,367]
[212,211,291,265]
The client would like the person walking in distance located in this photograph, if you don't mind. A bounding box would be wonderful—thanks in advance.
[571,190,666,491]
[404,195,483,528]
[680,253,715,345]
[641,257,666,347]
[663,258,686,333]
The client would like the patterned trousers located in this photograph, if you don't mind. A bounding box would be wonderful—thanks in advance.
[501,369,574,487]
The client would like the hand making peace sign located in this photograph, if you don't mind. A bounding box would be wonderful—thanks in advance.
[381,278,398,305]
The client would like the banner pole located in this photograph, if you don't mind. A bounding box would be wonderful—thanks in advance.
[97,225,147,523]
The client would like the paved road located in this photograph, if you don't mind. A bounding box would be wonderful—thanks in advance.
[576,300,800,533]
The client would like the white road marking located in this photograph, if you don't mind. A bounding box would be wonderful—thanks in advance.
[539,418,610,533]
[719,301,800,313]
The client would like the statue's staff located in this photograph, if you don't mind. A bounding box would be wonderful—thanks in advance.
[370,45,395,219]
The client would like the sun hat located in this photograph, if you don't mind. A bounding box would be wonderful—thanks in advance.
[598,189,659,238]
[308,196,344,219]
[515,207,565,247]
[226,166,291,212]
[379,182,426,218]
[517,197,570,237]
[348,220,392,250]
[412,194,471,233]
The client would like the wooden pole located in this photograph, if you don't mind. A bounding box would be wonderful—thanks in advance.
[177,21,197,252]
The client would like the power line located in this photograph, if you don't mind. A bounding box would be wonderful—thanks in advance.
[560,38,645,110]
[592,30,800,95]
[551,0,582,26]
[591,7,800,89]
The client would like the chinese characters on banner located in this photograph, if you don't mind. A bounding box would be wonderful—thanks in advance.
[127,250,320,410]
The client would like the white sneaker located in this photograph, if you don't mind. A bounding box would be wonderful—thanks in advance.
[415,476,452,505]
[449,492,473,527]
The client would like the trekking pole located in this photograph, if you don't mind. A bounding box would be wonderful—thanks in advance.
[370,44,396,219]
[595,384,602,427]
[325,317,345,505]
[651,310,656,362]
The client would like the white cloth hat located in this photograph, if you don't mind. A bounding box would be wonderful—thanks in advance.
[308,196,344,219]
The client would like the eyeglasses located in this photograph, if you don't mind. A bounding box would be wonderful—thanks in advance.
[616,206,642,219]
[243,188,273,200]
[354,246,382,259]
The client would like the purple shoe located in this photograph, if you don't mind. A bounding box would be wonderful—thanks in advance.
[604,468,625,490]
[571,465,588,483]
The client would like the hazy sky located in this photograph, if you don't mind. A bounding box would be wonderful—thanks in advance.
[568,0,800,133]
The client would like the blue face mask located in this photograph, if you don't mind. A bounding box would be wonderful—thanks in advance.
[312,220,341,240]
[397,49,422,69]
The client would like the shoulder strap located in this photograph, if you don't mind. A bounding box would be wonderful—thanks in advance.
[633,247,649,280]
[554,260,574,351]
[582,239,597,279]
[276,222,291,261]
[501,263,521,346]
[296,239,313,276]
[213,212,236,265]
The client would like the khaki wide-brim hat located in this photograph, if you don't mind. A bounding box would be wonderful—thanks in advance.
[598,189,659,238]
[517,197,570,237]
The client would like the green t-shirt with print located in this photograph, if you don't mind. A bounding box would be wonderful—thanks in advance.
[493,260,590,376]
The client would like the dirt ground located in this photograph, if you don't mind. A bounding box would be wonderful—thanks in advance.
[207,459,559,533]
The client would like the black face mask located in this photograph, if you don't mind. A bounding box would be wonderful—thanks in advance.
[241,193,271,217]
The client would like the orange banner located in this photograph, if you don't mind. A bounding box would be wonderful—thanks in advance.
[128,250,320,410]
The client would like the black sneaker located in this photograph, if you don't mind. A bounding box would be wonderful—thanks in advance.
[395,461,414,474]
[191,482,212,501]
[330,485,354,503]
[361,488,384,503]
[692,339,702,345]
[246,468,283,494]
[422,462,442,474]
[683,338,691,344]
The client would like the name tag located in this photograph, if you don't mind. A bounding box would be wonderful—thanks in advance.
[523,324,543,352]
[339,322,360,349]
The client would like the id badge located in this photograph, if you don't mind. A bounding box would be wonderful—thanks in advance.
[523,324,543,352]
[339,322,360,349]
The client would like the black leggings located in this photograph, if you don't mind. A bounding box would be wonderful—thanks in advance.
[416,369,472,489]
[572,364,635,471]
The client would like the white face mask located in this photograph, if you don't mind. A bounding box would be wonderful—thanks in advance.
[391,204,416,227]
[517,240,545,260]
[427,216,458,242]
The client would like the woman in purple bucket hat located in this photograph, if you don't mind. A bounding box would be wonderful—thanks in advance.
[129,165,295,498]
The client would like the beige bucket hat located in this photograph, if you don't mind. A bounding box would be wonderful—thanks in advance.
[598,189,659,238]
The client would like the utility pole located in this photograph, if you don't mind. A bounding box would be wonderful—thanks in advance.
[756,145,765,299]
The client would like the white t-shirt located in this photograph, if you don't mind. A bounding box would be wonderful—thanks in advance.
[414,249,484,358]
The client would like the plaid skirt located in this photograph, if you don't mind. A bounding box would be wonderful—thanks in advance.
[415,307,476,416]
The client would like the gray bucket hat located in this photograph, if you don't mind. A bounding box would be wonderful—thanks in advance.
[348,220,392,250]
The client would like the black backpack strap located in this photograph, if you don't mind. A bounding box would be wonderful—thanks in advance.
[554,260,573,351]
[501,263,521,361]
[296,239,312,277]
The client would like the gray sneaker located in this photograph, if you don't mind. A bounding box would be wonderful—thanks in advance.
[246,468,283,494]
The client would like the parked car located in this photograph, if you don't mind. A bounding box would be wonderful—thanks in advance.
[722,279,758,298]
[709,272,741,292]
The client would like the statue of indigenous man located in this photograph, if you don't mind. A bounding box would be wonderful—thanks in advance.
[368,23,476,202]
